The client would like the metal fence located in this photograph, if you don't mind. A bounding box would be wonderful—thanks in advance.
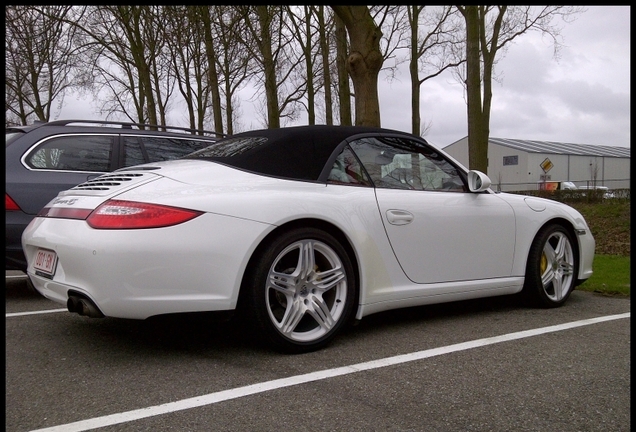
[494,178,630,193]
[497,179,631,203]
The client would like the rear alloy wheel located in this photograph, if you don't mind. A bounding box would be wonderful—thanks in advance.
[247,228,356,353]
[523,224,578,308]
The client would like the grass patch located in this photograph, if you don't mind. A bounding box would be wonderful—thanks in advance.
[568,200,630,257]
[560,200,630,296]
[577,254,630,296]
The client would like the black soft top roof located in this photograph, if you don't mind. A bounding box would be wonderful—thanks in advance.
[189,125,425,181]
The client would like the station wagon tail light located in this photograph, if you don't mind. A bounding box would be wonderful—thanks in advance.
[5,193,21,211]
[86,200,203,229]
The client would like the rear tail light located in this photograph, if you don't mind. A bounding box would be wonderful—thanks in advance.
[5,193,21,211]
[86,199,203,229]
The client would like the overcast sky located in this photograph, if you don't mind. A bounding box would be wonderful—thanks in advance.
[59,6,630,150]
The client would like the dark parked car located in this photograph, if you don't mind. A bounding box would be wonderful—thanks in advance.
[6,119,223,271]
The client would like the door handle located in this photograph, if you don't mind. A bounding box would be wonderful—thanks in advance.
[386,210,414,225]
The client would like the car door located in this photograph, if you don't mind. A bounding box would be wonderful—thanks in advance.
[349,136,516,284]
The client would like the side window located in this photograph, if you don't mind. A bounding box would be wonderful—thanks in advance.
[327,145,373,186]
[349,137,466,192]
[139,137,214,163]
[418,151,465,191]
[26,135,113,172]
[123,136,146,167]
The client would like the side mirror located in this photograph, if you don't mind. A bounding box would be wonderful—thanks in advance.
[467,170,492,193]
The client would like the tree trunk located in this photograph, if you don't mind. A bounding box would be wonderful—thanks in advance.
[256,6,280,128]
[409,6,420,136]
[331,6,383,127]
[303,7,315,125]
[318,6,333,125]
[334,14,351,126]
[200,7,224,135]
[464,6,487,172]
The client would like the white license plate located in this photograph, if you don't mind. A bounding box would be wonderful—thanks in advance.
[34,248,57,278]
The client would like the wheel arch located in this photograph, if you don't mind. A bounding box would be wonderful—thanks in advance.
[236,218,361,312]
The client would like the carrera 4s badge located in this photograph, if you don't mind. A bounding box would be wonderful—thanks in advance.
[52,198,79,205]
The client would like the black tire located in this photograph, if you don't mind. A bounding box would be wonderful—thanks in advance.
[244,227,357,353]
[522,224,578,308]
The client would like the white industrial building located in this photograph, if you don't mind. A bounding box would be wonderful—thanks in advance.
[443,137,631,192]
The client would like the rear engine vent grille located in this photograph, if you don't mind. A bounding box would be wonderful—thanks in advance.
[72,173,145,191]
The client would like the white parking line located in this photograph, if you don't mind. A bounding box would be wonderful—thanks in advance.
[6,309,68,317]
[27,312,630,432]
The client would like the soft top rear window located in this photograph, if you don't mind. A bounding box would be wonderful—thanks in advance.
[188,136,268,158]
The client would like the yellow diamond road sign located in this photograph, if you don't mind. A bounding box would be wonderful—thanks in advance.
[540,158,553,173]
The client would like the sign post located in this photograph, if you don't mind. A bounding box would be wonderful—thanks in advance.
[539,158,554,191]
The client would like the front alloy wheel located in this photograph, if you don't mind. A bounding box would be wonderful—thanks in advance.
[523,224,578,308]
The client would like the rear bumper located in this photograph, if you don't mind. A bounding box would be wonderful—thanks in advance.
[22,213,274,319]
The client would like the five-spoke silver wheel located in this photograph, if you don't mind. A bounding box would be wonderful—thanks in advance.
[245,228,356,353]
[539,231,575,302]
[267,239,347,342]
[523,224,578,308]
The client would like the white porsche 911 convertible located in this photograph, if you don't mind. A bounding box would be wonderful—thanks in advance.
[22,125,595,353]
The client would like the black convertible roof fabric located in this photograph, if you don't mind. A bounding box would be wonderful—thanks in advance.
[190,125,422,181]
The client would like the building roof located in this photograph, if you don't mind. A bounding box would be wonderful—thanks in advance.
[487,137,630,158]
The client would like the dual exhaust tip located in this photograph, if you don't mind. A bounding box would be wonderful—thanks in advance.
[67,294,104,318]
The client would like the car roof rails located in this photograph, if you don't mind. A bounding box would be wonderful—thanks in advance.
[42,119,226,138]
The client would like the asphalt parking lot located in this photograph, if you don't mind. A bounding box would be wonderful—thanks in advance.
[6,271,631,432]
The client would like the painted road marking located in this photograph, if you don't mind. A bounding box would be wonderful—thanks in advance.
[23,312,630,432]
[7,309,68,317]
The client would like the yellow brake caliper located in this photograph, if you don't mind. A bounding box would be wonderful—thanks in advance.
[540,252,548,275]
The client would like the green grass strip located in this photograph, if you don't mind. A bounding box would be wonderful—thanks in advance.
[578,254,631,296]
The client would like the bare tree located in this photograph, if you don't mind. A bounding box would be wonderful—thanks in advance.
[455,6,585,172]
[235,6,306,129]
[330,6,410,127]
[287,6,321,125]
[331,6,383,126]
[316,6,334,125]
[406,6,464,136]
[161,6,210,133]
[370,6,409,76]
[334,13,352,126]
[5,4,591,145]
[197,6,225,135]
[208,6,254,135]
[65,6,172,127]
[5,6,85,125]
[146,7,174,127]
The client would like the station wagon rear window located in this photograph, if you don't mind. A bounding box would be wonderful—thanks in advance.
[25,135,113,172]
